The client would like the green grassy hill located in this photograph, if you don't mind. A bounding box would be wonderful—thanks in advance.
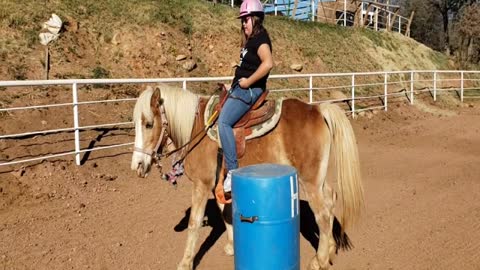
[0,0,452,83]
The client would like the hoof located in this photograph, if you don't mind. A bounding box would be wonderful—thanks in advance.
[308,256,330,270]
[177,261,193,270]
[308,256,320,270]
[224,243,234,256]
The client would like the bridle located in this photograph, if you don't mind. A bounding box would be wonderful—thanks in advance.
[133,103,212,164]
[133,89,224,166]
[133,104,170,162]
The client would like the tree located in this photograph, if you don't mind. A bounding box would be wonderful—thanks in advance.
[403,0,445,51]
[428,0,469,53]
[401,0,477,56]
[456,3,480,63]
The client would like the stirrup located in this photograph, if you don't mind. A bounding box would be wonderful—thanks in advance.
[215,171,232,204]
[215,186,232,204]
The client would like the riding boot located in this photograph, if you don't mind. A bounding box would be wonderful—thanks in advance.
[224,170,232,201]
[215,158,232,204]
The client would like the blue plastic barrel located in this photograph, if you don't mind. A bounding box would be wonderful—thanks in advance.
[232,164,300,270]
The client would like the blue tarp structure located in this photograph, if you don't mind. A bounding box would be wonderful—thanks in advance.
[264,0,336,21]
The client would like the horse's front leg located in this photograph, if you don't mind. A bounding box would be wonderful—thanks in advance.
[216,202,234,256]
[177,181,210,270]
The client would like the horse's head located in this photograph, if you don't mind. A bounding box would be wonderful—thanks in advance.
[131,85,199,177]
[131,86,168,178]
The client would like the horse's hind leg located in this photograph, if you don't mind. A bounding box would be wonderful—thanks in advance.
[177,181,210,270]
[325,184,338,265]
[304,181,336,270]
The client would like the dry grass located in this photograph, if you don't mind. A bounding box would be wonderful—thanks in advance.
[0,0,459,82]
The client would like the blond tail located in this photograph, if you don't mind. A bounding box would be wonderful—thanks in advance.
[320,103,364,230]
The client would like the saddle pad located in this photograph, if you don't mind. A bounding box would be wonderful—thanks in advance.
[204,95,283,143]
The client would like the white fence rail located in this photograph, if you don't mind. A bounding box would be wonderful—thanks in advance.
[1,70,479,168]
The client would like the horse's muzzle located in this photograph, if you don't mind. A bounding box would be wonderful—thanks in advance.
[132,154,152,178]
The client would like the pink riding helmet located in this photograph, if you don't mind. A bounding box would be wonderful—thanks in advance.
[238,0,264,18]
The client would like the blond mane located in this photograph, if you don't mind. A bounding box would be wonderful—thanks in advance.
[133,86,155,126]
[134,85,199,148]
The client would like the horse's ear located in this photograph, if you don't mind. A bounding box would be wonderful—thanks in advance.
[151,87,162,108]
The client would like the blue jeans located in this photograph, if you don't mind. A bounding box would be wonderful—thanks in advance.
[218,85,264,172]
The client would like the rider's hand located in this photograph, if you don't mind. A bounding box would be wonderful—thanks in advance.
[238,77,250,89]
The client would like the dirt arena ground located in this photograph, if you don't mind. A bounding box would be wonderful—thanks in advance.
[1,95,479,270]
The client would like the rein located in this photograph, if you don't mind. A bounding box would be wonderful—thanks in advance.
[169,88,233,159]
[133,91,224,164]
[159,126,209,159]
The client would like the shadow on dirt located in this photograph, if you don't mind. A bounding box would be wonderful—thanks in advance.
[174,199,226,269]
[299,200,352,253]
[81,130,109,164]
[174,199,353,269]
[80,128,133,164]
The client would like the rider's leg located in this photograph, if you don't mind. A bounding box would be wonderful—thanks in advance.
[218,86,263,191]
[218,94,250,173]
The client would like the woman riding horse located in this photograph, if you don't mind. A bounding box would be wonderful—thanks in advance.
[219,0,273,195]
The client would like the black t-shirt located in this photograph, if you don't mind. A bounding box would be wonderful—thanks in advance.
[233,29,272,90]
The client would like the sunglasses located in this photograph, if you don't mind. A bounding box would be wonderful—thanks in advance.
[241,16,251,24]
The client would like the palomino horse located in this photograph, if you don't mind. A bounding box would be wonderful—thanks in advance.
[131,85,364,270]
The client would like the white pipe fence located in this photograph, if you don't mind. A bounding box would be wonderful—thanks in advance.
[205,0,412,34]
[210,1,411,34]
[0,70,479,168]
[262,0,411,35]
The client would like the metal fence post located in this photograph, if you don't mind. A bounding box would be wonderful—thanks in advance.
[231,0,234,8]
[384,72,388,111]
[388,11,391,30]
[309,76,313,104]
[183,80,187,90]
[461,71,464,102]
[274,0,278,16]
[72,83,81,165]
[343,0,347,27]
[311,0,315,21]
[351,74,355,118]
[433,71,437,101]
[410,71,414,104]
[398,17,401,33]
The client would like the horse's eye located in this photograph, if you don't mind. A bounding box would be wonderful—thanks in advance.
[145,122,154,129]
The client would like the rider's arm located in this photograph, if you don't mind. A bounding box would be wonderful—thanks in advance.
[239,43,273,89]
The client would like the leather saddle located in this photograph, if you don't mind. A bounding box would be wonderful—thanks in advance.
[215,84,276,158]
